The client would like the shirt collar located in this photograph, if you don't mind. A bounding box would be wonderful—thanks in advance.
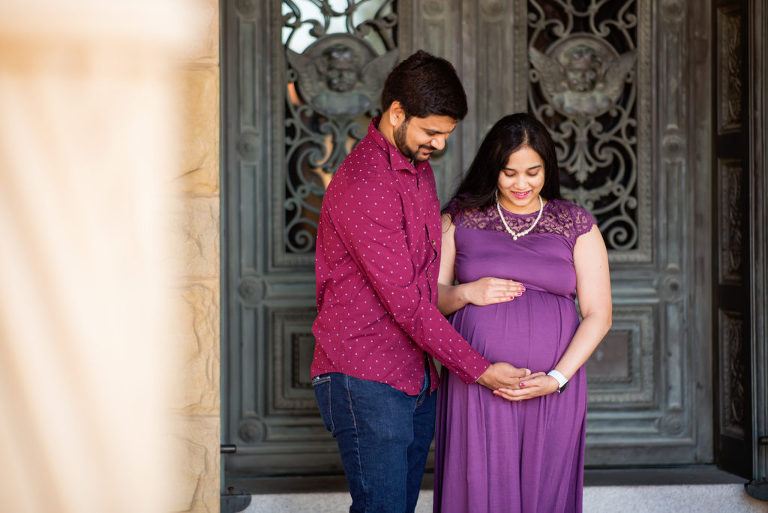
[368,117,427,175]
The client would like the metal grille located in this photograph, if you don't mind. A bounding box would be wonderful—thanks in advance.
[528,0,640,251]
[282,0,398,254]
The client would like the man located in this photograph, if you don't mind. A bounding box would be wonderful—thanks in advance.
[311,50,530,513]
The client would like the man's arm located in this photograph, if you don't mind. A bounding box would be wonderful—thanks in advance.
[330,178,531,389]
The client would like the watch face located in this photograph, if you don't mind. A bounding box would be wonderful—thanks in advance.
[558,382,568,393]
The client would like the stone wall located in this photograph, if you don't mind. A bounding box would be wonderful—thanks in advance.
[171,0,222,511]
[0,1,209,512]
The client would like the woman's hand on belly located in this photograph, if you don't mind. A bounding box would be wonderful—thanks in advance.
[463,277,525,306]
[438,277,525,315]
[492,374,559,401]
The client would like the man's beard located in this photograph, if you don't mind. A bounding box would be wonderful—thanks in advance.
[394,119,435,162]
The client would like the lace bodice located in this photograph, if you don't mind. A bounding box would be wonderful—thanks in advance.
[444,198,595,245]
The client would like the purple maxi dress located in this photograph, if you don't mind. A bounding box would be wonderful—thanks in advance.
[433,199,596,513]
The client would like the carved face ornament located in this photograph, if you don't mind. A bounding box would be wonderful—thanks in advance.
[286,34,399,118]
[561,45,602,93]
[529,34,636,118]
[318,45,360,93]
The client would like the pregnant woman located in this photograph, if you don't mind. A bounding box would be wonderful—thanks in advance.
[434,113,612,513]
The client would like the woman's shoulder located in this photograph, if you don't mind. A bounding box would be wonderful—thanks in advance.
[547,198,591,216]
[443,199,498,231]
[544,199,597,238]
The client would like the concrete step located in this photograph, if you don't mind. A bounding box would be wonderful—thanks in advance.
[234,485,767,513]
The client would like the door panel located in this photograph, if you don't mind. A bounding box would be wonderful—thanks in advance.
[713,0,752,478]
[222,0,715,479]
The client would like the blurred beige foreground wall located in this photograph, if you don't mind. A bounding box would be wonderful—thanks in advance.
[0,1,206,512]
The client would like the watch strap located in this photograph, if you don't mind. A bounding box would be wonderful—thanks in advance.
[547,369,568,393]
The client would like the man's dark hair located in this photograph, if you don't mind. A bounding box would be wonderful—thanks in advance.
[381,50,468,120]
[447,113,562,213]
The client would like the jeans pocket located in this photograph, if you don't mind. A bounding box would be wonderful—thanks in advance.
[312,375,334,433]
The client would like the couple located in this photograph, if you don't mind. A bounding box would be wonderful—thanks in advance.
[311,50,612,513]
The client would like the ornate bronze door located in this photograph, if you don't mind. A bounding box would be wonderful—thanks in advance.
[222,0,719,481]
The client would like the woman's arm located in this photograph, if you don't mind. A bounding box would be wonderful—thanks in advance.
[494,224,612,400]
[550,224,612,377]
[438,214,526,316]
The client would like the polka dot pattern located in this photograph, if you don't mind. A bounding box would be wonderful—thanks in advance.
[311,118,490,395]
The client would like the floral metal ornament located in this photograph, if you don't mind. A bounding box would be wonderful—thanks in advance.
[281,0,398,255]
[528,0,646,254]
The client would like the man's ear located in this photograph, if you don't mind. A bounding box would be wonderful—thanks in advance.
[388,101,405,127]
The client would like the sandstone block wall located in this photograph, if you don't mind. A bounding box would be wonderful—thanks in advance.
[171,0,221,511]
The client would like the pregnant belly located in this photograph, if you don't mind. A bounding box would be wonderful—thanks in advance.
[449,291,579,371]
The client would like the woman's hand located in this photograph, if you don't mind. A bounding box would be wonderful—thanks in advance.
[492,374,559,401]
[463,277,525,306]
[438,213,526,315]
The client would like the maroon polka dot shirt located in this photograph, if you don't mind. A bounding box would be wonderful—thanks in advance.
[311,118,490,395]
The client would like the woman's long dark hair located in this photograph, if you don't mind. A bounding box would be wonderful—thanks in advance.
[448,113,561,212]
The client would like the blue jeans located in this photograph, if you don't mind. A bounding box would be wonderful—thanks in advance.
[312,370,436,513]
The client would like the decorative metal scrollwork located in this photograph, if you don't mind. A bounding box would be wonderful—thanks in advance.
[717,7,743,133]
[528,0,639,251]
[282,1,397,254]
[718,160,745,283]
[721,311,746,437]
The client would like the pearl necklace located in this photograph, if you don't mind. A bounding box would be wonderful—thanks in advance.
[496,192,544,241]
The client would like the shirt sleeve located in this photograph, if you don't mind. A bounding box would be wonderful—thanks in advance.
[328,177,490,384]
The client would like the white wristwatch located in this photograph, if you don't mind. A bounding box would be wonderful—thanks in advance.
[547,370,568,393]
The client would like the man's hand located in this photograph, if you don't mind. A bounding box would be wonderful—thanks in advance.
[476,362,541,391]
[493,374,559,401]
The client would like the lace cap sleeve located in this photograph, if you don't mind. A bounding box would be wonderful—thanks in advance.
[570,202,597,238]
